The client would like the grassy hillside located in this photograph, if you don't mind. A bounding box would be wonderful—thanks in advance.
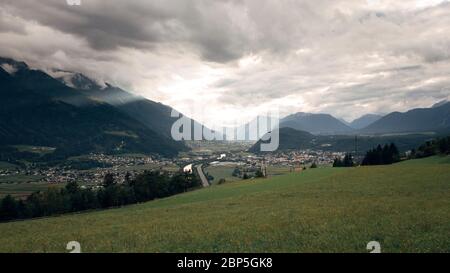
[0,157,449,253]
[205,164,241,184]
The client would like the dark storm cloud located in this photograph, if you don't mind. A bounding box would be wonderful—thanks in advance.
[1,0,256,62]
[2,0,185,49]
[0,0,329,63]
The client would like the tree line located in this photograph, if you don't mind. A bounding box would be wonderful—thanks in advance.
[332,143,400,167]
[362,143,400,166]
[333,153,355,167]
[0,170,200,222]
[361,136,450,166]
[351,135,449,167]
[410,136,450,158]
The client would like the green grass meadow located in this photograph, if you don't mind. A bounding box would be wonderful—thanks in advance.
[205,164,293,185]
[0,156,449,253]
[205,165,241,184]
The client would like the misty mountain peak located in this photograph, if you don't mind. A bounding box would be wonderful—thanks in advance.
[0,57,29,75]
[50,69,105,91]
[287,112,313,118]
[432,100,449,108]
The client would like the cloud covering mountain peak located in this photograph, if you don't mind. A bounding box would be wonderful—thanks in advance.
[1,1,450,126]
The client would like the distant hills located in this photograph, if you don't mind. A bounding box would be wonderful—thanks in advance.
[359,102,450,134]
[235,112,383,138]
[349,114,383,129]
[248,128,314,153]
[272,102,450,136]
[249,127,440,154]
[0,57,189,158]
[280,112,353,135]
[250,102,450,153]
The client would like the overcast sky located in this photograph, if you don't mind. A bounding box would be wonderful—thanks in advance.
[1,0,450,127]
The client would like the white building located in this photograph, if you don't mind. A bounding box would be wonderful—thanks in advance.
[183,164,193,174]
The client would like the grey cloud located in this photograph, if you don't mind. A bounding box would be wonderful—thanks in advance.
[2,0,254,62]
[0,0,338,63]
[0,10,26,34]
[373,65,423,73]
[1,0,450,125]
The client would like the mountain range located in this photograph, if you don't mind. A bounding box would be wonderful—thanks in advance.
[230,112,385,139]
[250,102,450,153]
[273,102,449,136]
[249,127,442,154]
[53,70,210,140]
[2,56,450,158]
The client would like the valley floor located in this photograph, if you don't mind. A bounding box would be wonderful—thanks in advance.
[0,157,449,253]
